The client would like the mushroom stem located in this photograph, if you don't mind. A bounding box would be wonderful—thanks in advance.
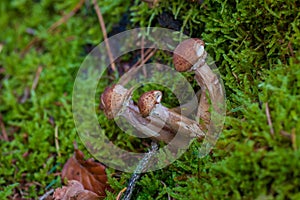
[194,63,224,118]
[149,103,206,138]
[119,101,177,143]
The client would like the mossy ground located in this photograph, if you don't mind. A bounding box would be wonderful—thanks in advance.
[0,0,299,199]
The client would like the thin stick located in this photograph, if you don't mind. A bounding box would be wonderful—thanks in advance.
[280,130,291,139]
[48,0,85,32]
[131,47,155,69]
[0,114,8,141]
[287,41,295,58]
[21,0,85,56]
[39,189,54,200]
[160,181,171,200]
[141,36,147,78]
[136,49,156,68]
[93,0,116,71]
[116,187,127,200]
[119,48,156,86]
[291,128,297,150]
[122,142,158,200]
[265,102,274,136]
[31,66,43,91]
[55,125,61,157]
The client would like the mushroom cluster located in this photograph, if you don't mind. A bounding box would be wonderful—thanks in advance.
[100,38,223,146]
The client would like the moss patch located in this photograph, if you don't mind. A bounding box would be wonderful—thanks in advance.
[0,0,299,199]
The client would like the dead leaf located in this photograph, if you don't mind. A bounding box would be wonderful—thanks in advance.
[53,180,99,200]
[61,148,112,198]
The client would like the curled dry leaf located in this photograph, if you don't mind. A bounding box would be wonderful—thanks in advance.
[53,180,99,200]
[61,148,112,198]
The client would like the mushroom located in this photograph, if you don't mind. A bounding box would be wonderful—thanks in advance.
[137,90,162,117]
[173,38,225,132]
[137,90,205,138]
[173,38,206,72]
[100,84,133,119]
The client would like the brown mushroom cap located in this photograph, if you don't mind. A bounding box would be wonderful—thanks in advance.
[137,90,162,117]
[173,38,205,72]
[100,84,129,119]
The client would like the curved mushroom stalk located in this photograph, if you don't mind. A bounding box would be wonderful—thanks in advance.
[151,104,205,138]
[173,38,211,127]
[173,38,226,145]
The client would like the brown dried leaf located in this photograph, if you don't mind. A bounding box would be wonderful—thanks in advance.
[61,149,112,198]
[53,180,99,200]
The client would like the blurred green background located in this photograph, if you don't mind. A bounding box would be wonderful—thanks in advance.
[0,0,299,199]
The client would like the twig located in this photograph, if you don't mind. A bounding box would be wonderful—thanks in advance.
[122,142,158,200]
[160,181,171,200]
[39,189,54,200]
[19,66,42,104]
[21,0,85,56]
[47,0,85,33]
[0,114,9,141]
[55,125,61,157]
[265,102,274,136]
[116,187,127,200]
[119,48,156,86]
[31,66,43,91]
[0,43,3,53]
[131,46,156,69]
[19,86,30,104]
[0,75,9,90]
[140,36,147,78]
[280,130,291,139]
[291,128,297,150]
[92,0,116,71]
[287,41,295,58]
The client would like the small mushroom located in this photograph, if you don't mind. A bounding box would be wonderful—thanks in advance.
[100,84,132,119]
[137,90,162,117]
[173,38,225,132]
[173,38,210,127]
[137,90,205,138]
[173,38,206,72]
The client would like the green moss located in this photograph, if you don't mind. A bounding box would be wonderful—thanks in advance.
[0,0,299,199]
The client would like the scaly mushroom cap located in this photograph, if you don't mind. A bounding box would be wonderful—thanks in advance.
[173,38,205,72]
[100,84,129,119]
[137,90,162,117]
